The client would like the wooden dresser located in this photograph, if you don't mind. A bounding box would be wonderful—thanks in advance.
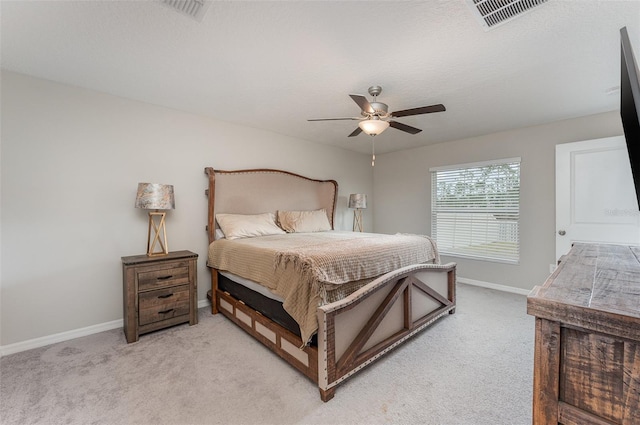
[527,243,640,425]
[122,250,198,343]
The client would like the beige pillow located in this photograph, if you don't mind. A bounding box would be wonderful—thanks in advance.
[277,209,332,233]
[216,212,285,240]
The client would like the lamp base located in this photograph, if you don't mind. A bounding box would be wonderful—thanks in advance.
[147,211,169,256]
[353,209,363,232]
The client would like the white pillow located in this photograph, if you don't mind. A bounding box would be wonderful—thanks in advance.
[215,212,285,240]
[277,209,332,233]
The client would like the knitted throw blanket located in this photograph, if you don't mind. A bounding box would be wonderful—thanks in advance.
[208,231,439,345]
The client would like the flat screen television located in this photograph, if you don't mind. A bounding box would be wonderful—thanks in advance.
[620,26,640,209]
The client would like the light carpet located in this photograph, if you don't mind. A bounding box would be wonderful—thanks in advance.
[0,283,534,424]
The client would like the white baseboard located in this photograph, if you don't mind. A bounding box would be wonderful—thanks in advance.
[0,319,123,357]
[457,276,532,296]
[1,299,213,357]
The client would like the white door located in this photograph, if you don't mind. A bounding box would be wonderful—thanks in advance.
[556,136,640,260]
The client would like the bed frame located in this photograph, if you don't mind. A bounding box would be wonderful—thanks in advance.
[205,167,456,401]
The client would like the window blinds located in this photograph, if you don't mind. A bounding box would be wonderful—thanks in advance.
[431,158,521,263]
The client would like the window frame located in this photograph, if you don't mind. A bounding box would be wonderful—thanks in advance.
[430,157,521,264]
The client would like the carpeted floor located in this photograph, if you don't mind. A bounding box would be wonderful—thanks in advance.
[0,283,534,425]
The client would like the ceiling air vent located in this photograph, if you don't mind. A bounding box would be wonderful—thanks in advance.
[159,0,211,22]
[466,0,548,31]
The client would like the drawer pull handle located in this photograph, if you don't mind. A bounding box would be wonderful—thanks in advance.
[158,308,174,315]
[158,293,174,299]
[157,275,173,281]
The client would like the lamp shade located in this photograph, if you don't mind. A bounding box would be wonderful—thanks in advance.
[358,119,390,136]
[135,183,175,210]
[348,193,367,209]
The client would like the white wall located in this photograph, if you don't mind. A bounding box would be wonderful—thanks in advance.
[0,71,373,347]
[373,111,624,291]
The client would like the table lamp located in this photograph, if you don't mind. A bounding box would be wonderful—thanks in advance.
[135,183,175,256]
[348,193,367,232]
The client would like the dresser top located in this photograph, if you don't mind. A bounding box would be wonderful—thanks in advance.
[528,243,640,335]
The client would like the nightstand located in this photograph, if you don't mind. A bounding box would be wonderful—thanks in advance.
[122,250,198,343]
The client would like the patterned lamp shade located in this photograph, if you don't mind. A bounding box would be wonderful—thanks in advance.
[348,194,367,209]
[135,183,175,210]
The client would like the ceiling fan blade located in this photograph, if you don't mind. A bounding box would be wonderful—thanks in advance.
[348,127,363,137]
[308,117,360,121]
[349,95,375,114]
[389,121,422,135]
[391,104,446,118]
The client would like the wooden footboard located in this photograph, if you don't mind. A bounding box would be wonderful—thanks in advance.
[317,262,456,401]
[208,262,456,402]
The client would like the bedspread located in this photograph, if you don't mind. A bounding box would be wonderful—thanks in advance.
[208,231,439,344]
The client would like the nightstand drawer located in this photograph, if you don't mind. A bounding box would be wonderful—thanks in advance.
[139,285,190,326]
[138,263,190,291]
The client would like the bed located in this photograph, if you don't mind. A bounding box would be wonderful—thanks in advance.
[204,167,457,401]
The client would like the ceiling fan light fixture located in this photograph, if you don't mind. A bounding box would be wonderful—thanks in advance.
[359,119,390,136]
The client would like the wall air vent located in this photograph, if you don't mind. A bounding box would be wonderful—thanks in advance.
[466,0,548,31]
[159,0,211,22]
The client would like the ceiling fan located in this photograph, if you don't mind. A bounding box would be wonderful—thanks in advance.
[308,85,446,137]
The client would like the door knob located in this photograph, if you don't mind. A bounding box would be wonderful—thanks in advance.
[558,230,566,236]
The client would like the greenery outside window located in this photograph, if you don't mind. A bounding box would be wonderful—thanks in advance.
[430,157,521,264]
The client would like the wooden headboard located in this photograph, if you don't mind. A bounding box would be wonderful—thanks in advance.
[204,168,338,244]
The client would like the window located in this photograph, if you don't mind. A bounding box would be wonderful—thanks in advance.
[430,158,520,264]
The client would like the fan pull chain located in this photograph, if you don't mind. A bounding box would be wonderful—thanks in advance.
[371,137,376,167]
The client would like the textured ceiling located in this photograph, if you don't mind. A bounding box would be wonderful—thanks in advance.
[2,1,640,154]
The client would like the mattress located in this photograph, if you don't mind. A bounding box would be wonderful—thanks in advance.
[219,271,283,302]
[218,272,318,345]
